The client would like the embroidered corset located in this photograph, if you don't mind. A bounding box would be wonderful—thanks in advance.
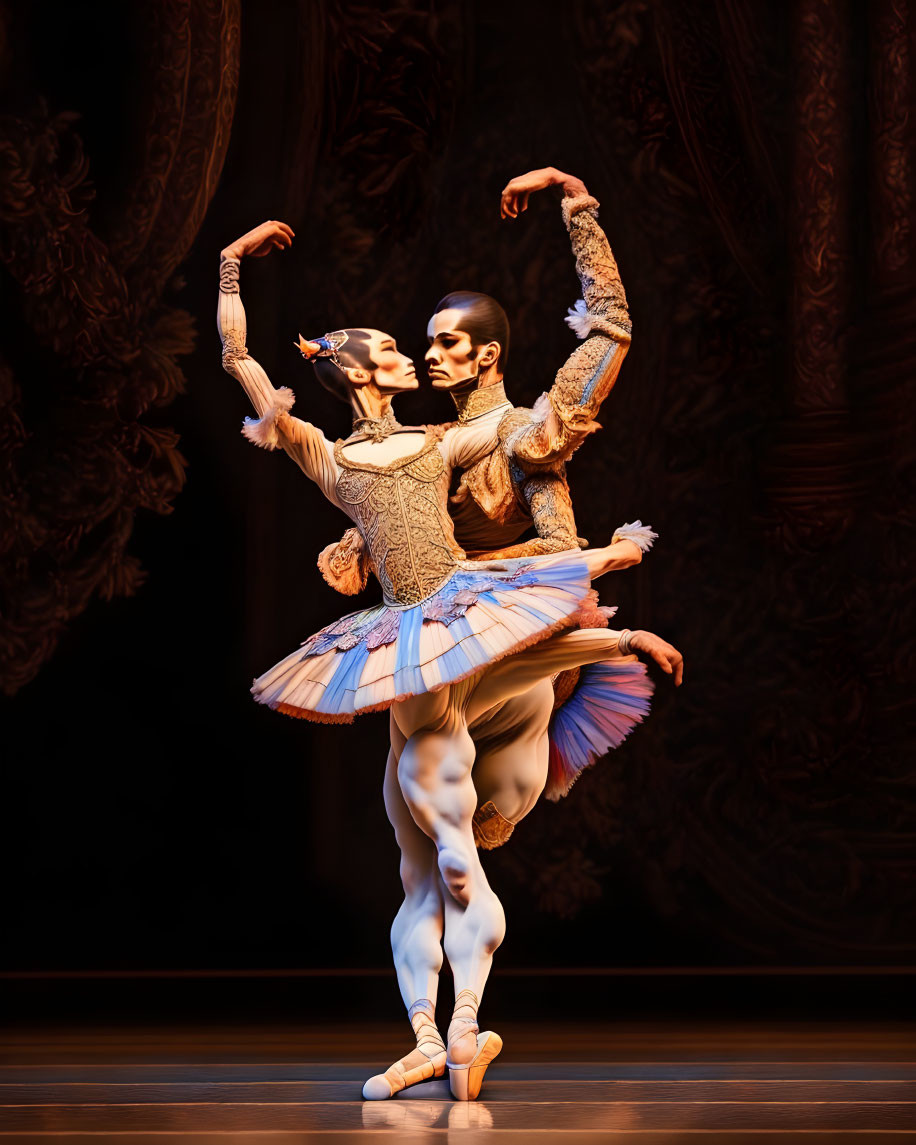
[334,435,464,606]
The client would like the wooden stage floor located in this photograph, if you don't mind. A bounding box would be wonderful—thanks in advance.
[2,1020,915,1142]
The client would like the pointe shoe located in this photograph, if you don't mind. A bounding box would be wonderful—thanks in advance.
[362,1045,447,1101]
[447,1029,503,1101]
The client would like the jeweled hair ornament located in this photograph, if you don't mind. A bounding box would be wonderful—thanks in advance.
[295,329,349,368]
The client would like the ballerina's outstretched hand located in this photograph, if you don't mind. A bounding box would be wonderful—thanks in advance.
[221,219,295,261]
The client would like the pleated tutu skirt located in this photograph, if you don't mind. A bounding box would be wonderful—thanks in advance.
[251,551,595,723]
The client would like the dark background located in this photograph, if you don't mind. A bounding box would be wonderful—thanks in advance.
[2,0,914,993]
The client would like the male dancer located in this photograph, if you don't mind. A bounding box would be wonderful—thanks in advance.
[324,165,681,843]
[352,171,683,1099]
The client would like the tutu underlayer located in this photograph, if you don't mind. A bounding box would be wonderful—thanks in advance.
[252,552,595,723]
[546,660,654,800]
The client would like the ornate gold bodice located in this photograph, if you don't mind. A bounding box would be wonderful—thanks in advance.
[334,432,465,606]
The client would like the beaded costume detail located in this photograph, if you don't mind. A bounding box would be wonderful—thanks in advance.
[334,434,465,607]
[452,382,510,423]
[352,408,401,442]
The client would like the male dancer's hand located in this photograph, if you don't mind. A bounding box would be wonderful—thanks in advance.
[500,167,589,219]
[221,220,294,261]
[627,630,684,686]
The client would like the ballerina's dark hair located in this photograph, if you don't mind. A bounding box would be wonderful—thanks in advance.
[434,291,510,372]
[310,329,378,404]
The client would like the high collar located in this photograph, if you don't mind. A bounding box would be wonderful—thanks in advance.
[450,381,509,423]
[351,408,401,443]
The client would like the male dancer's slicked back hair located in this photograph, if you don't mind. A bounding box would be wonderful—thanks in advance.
[311,329,377,403]
[434,292,510,372]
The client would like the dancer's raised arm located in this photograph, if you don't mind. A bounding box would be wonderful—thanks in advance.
[500,168,631,465]
[217,221,341,503]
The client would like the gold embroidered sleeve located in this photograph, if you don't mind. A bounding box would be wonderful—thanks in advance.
[510,195,631,466]
[522,471,583,550]
[563,193,631,339]
[469,471,583,559]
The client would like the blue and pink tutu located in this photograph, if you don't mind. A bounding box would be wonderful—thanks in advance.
[546,659,654,800]
[252,551,597,723]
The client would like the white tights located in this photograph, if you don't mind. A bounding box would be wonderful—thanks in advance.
[386,623,629,1055]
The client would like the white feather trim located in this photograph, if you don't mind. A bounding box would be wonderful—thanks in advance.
[565,299,597,340]
[504,392,551,456]
[530,391,552,422]
[612,520,658,552]
[241,387,295,450]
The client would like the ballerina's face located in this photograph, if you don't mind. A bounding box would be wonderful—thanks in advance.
[353,328,418,393]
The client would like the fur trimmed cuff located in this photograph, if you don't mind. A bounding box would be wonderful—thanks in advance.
[565,299,632,343]
[317,528,371,596]
[612,520,658,552]
[241,387,295,450]
[561,193,600,229]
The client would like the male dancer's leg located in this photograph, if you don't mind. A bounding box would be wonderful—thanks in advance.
[384,720,445,1007]
[362,723,447,1100]
[393,682,506,1094]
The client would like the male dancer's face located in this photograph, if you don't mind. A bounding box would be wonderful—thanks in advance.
[425,308,484,393]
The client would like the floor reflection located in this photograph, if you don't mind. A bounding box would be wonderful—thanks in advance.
[361,1098,448,1133]
[361,1097,495,1137]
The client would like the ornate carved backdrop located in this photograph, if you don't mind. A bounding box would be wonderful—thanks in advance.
[2,0,914,968]
[0,0,240,693]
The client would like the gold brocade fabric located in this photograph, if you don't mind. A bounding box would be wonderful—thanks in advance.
[452,381,509,423]
[551,666,581,710]
[505,198,631,466]
[352,409,400,442]
[452,408,533,530]
[561,194,632,339]
[334,433,464,606]
[472,801,516,850]
[522,472,582,549]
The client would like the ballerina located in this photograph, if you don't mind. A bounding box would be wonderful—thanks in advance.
[360,169,684,1099]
